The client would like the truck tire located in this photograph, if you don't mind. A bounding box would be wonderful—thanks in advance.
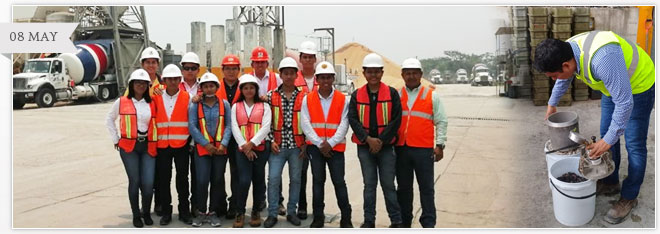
[98,85,112,101]
[35,87,56,108]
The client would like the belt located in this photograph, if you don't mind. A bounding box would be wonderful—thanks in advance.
[137,134,147,142]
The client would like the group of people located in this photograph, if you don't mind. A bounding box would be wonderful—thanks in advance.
[106,41,448,229]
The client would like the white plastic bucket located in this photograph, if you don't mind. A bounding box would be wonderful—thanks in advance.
[544,140,581,174]
[549,157,596,226]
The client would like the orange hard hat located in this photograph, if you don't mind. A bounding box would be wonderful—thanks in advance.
[222,54,241,66]
[250,46,269,61]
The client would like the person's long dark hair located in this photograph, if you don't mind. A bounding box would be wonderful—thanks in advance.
[235,82,262,103]
[127,80,152,103]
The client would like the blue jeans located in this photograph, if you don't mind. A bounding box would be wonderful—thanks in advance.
[601,84,655,200]
[235,143,270,214]
[395,146,436,228]
[357,145,402,224]
[267,147,303,217]
[193,151,228,213]
[119,141,156,217]
[308,145,352,219]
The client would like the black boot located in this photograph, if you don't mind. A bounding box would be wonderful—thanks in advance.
[142,212,153,226]
[309,216,324,228]
[133,216,144,228]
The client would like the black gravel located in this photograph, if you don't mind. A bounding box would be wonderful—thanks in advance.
[557,172,587,183]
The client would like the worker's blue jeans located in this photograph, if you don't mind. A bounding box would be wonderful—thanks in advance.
[193,151,228,214]
[357,145,402,224]
[235,143,270,214]
[600,84,655,200]
[267,147,302,217]
[119,141,156,217]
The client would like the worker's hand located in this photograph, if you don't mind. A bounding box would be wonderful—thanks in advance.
[242,141,255,153]
[114,143,120,151]
[428,84,436,90]
[217,144,227,155]
[271,141,280,154]
[366,137,382,154]
[320,140,333,157]
[433,146,444,162]
[299,144,308,159]
[586,139,611,159]
[545,105,557,120]
[191,94,202,103]
[153,87,163,96]
[204,144,217,155]
[259,95,268,102]
[246,150,258,161]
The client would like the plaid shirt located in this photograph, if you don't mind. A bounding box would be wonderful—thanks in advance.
[266,86,301,149]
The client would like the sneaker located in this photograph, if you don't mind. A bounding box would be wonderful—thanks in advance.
[264,216,278,228]
[604,197,638,224]
[192,213,205,227]
[233,213,245,228]
[597,181,621,196]
[208,212,222,227]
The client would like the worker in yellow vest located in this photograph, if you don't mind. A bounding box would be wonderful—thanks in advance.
[106,69,158,228]
[348,53,403,228]
[152,64,192,225]
[188,73,232,227]
[300,61,353,228]
[230,74,272,228]
[124,47,164,97]
[395,58,448,228]
[534,31,655,224]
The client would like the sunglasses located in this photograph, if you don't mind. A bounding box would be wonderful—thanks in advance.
[182,66,199,71]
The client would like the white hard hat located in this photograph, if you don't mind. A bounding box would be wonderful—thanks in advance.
[401,58,423,71]
[161,64,183,78]
[299,41,317,55]
[128,69,151,83]
[199,72,220,86]
[362,53,384,68]
[180,52,200,66]
[315,61,335,75]
[278,57,299,71]
[140,47,160,62]
[238,74,259,88]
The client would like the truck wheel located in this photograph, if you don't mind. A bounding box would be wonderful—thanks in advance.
[35,87,55,108]
[98,85,112,101]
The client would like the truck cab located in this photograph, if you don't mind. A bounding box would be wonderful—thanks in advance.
[13,58,71,108]
[470,65,493,86]
[456,69,468,84]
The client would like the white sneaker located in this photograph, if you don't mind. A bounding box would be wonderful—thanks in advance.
[192,212,206,227]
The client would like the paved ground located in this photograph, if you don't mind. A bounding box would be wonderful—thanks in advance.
[12,84,654,228]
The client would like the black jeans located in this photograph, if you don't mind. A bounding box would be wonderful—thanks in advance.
[299,155,310,211]
[226,138,239,212]
[188,139,197,214]
[156,146,191,216]
[119,141,156,217]
[395,146,436,228]
[235,143,270,214]
[308,145,352,219]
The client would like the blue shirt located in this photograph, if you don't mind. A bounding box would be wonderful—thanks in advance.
[188,99,233,147]
[549,42,633,146]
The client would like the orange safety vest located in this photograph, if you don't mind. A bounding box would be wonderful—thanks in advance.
[295,71,318,93]
[271,90,306,147]
[396,86,435,148]
[236,102,266,151]
[306,90,347,152]
[153,91,191,148]
[217,80,241,105]
[195,99,226,156]
[118,96,158,156]
[350,82,395,145]
[251,70,279,93]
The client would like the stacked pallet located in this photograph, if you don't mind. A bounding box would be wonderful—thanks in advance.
[571,7,598,100]
[528,7,550,106]
[512,6,532,98]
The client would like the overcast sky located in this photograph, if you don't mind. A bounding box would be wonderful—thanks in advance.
[13,5,510,63]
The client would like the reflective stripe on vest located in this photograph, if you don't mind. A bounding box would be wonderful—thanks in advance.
[295,71,318,93]
[306,90,347,152]
[567,30,655,96]
[118,96,158,156]
[236,102,266,151]
[196,99,226,156]
[271,90,306,147]
[397,86,435,148]
[154,91,191,148]
[350,82,394,145]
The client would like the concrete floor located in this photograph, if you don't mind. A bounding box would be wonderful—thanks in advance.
[12,84,654,228]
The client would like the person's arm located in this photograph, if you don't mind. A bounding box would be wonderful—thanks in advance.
[593,44,634,146]
[188,102,209,146]
[220,100,233,147]
[378,87,402,143]
[347,92,368,143]
[328,98,350,147]
[432,92,448,145]
[548,77,573,106]
[300,96,323,147]
[105,99,121,144]
[231,104,247,146]
[251,103,272,145]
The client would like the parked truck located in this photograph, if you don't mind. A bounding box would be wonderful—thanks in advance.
[429,69,442,84]
[456,68,468,84]
[470,63,493,86]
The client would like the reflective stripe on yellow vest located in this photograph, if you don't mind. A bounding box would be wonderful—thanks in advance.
[271,90,306,147]
[567,31,655,96]
[236,101,266,151]
[196,99,226,156]
[118,96,158,156]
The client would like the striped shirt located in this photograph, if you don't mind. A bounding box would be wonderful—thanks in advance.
[549,42,633,145]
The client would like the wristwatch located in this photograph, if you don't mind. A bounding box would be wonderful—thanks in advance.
[436,144,445,150]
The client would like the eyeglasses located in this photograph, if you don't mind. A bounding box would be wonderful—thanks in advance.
[182,66,199,71]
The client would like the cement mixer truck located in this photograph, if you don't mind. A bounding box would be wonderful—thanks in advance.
[470,63,493,86]
[456,68,468,84]
[13,39,131,109]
